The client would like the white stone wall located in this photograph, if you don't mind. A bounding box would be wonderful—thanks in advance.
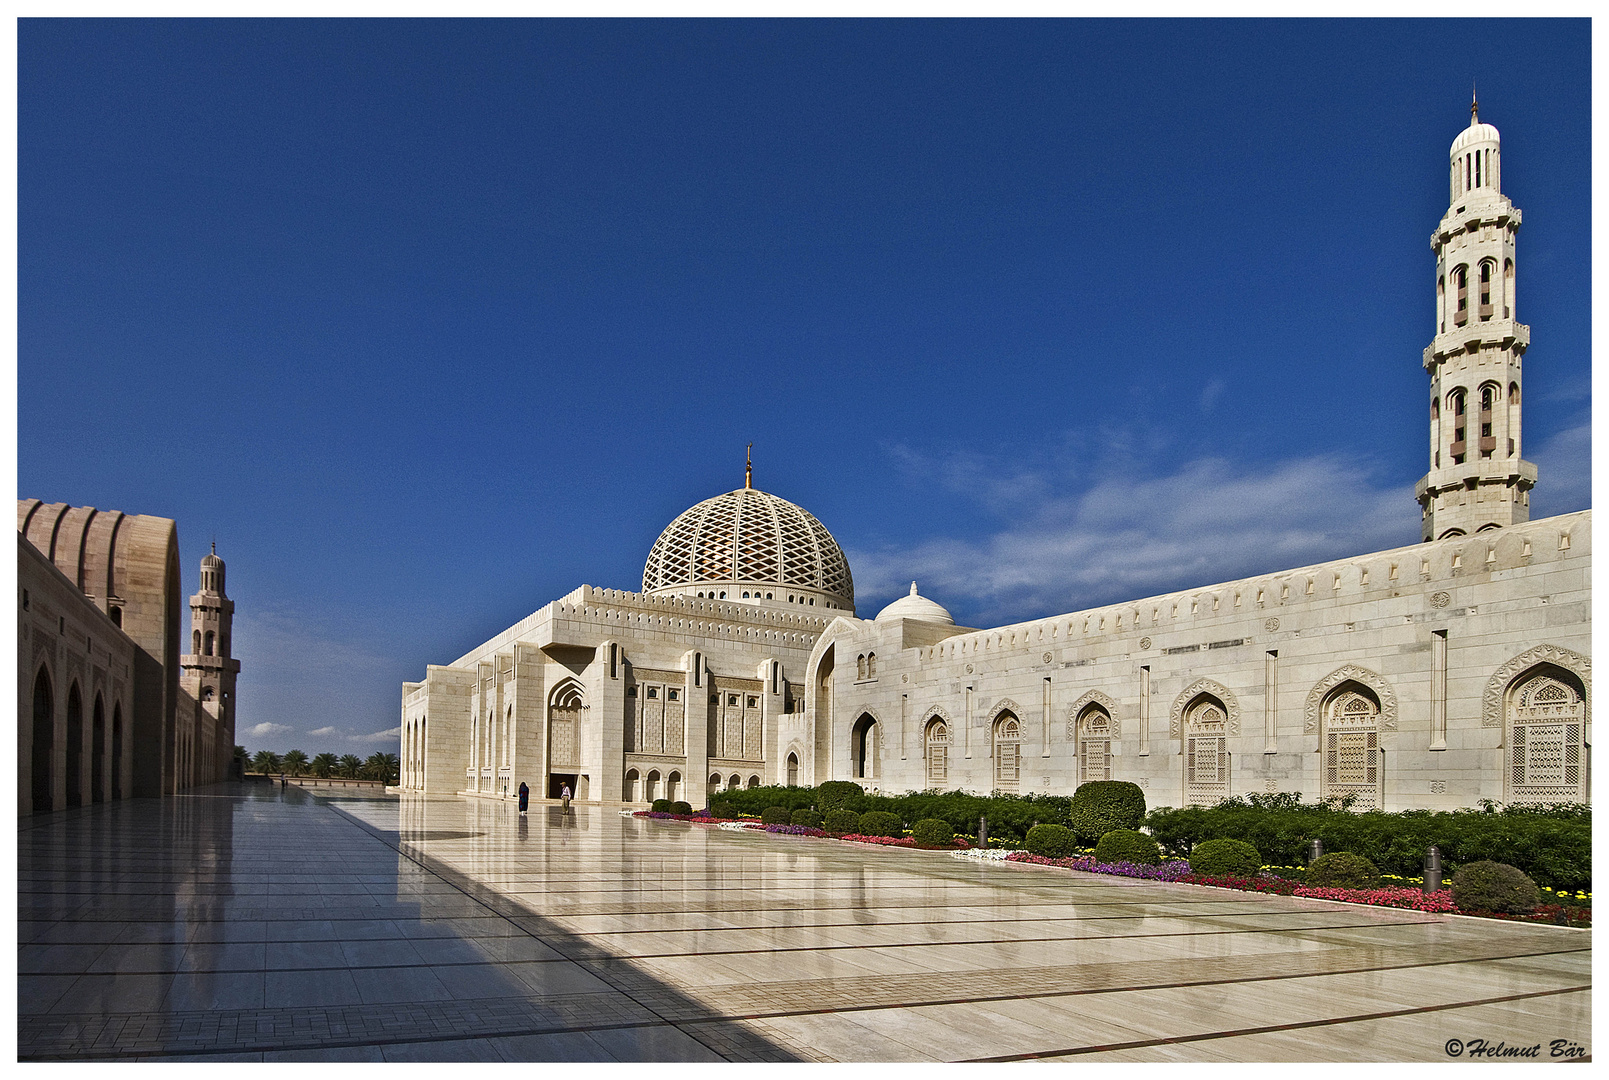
[812,511,1590,811]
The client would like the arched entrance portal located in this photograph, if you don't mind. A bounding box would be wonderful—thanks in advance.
[850,713,878,779]
[32,668,54,813]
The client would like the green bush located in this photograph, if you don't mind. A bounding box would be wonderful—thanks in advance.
[1305,851,1379,889]
[1093,829,1162,865]
[816,781,865,814]
[858,811,905,838]
[1069,781,1147,844]
[1144,796,1589,893]
[911,818,955,847]
[671,801,692,816]
[824,809,860,835]
[650,799,672,813]
[705,784,1074,844]
[707,784,820,819]
[1189,837,1262,878]
[1452,860,1541,914]
[791,809,823,828]
[760,806,792,825]
[1025,823,1081,859]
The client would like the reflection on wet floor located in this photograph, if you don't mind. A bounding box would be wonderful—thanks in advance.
[18,782,1591,1061]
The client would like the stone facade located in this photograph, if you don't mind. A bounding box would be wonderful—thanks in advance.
[18,500,238,814]
[402,108,1589,812]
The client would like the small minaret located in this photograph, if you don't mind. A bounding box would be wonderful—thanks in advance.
[1417,98,1536,540]
[182,543,241,783]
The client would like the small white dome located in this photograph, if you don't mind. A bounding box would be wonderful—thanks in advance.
[875,581,954,625]
[1451,121,1500,156]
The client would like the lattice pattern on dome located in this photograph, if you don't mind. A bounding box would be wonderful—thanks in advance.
[642,487,855,603]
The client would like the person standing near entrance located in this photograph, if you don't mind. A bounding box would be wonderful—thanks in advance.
[560,782,571,811]
[518,781,529,814]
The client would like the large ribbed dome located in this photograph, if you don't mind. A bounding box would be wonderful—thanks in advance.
[642,486,855,610]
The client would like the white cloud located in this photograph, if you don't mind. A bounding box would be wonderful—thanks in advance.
[305,726,339,737]
[350,728,401,744]
[1528,415,1591,520]
[246,722,294,739]
[850,448,1420,627]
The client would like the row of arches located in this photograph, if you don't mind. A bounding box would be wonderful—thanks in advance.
[897,659,1586,808]
[403,714,427,789]
[1433,381,1519,468]
[856,652,877,679]
[30,666,124,814]
[1439,257,1514,333]
[624,767,682,803]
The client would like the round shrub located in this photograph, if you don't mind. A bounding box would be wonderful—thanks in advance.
[1093,829,1162,865]
[1025,823,1080,859]
[816,781,865,814]
[650,799,672,813]
[823,808,861,835]
[760,805,792,826]
[791,809,823,828]
[911,818,955,847]
[1305,851,1379,889]
[1189,837,1262,878]
[858,811,905,838]
[1452,860,1541,914]
[1069,781,1147,844]
[670,801,692,816]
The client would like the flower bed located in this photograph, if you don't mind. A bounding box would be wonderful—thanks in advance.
[837,833,917,847]
[766,824,827,837]
[1006,851,1194,882]
[1291,884,1457,913]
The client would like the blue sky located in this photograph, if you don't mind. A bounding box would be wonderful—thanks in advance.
[18,19,1591,754]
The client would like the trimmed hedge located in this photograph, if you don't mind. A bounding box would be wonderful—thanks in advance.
[1145,795,1589,892]
[791,809,823,828]
[1189,837,1262,878]
[824,809,860,835]
[1069,781,1147,844]
[1452,860,1541,914]
[650,799,672,813]
[760,806,792,826]
[1305,851,1379,889]
[911,818,955,847]
[1025,824,1081,859]
[708,785,819,819]
[858,811,905,838]
[816,781,865,813]
[706,783,1074,843]
[1094,829,1162,865]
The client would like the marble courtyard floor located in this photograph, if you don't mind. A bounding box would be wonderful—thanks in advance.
[18,783,1591,1062]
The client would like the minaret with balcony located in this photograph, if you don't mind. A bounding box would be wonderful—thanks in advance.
[1417,98,1536,541]
[181,544,241,783]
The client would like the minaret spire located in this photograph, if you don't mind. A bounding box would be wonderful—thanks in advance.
[1471,83,1479,124]
[744,442,753,489]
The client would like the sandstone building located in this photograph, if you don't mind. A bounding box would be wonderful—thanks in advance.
[18,501,239,815]
[401,107,1589,813]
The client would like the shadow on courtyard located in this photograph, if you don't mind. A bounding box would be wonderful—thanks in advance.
[16,782,804,1062]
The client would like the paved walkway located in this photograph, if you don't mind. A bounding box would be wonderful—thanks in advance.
[18,783,1591,1061]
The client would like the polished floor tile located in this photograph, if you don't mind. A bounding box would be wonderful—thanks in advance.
[17,782,1591,1062]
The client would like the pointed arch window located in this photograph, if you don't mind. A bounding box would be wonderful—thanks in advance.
[1321,686,1382,810]
[1506,670,1586,805]
[1453,265,1469,326]
[1077,706,1113,783]
[1183,696,1230,806]
[925,718,950,786]
[993,714,1021,791]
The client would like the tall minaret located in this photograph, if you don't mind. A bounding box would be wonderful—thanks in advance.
[181,544,241,783]
[1417,97,1536,541]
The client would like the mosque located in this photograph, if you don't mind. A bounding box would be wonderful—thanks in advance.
[400,105,1590,812]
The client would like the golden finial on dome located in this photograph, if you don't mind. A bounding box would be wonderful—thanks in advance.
[745,442,753,489]
[1471,83,1479,125]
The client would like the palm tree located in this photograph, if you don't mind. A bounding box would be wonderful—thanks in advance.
[338,754,363,779]
[281,749,309,776]
[250,749,281,775]
[310,752,338,778]
[363,752,400,784]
